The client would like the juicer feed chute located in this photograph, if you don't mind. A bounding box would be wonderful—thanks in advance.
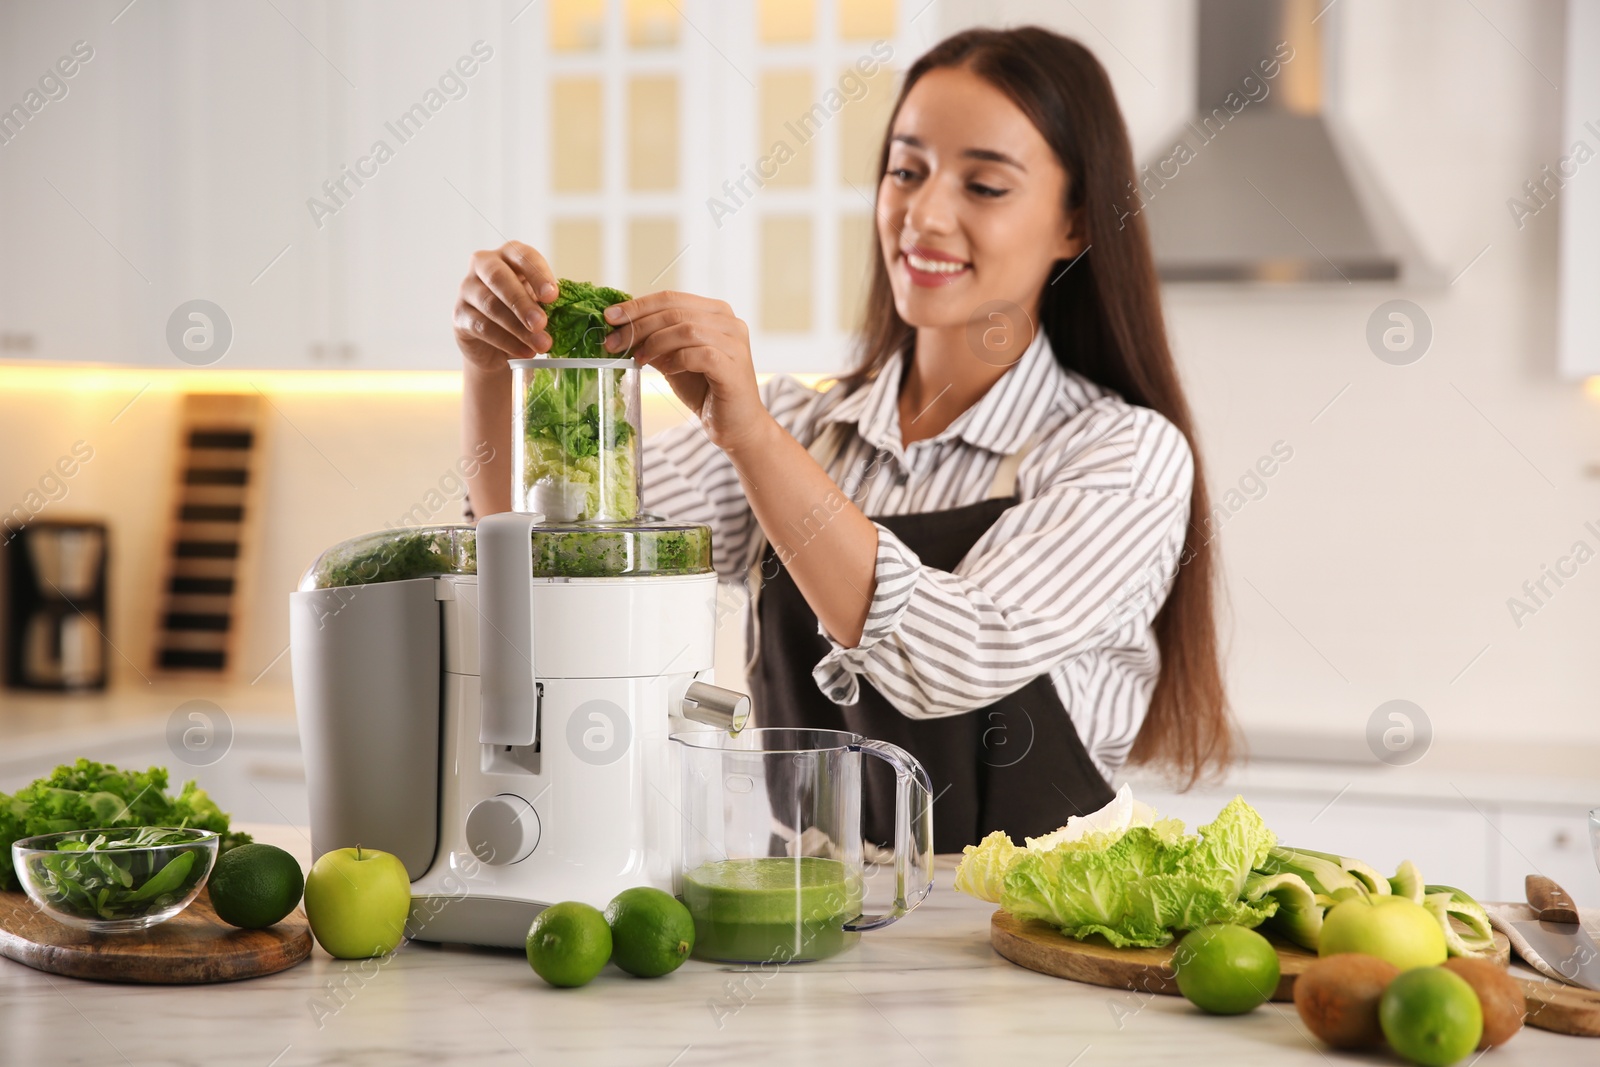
[512,357,641,523]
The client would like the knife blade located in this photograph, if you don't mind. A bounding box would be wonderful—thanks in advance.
[1511,874,1600,993]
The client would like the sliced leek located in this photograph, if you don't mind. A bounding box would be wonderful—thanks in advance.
[1424,884,1498,958]
[1389,859,1425,904]
[1244,870,1322,950]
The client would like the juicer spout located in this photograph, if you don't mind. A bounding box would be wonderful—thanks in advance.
[681,681,751,734]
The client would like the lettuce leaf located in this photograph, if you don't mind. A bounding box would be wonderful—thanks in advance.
[0,759,249,891]
[957,789,1279,948]
[1189,795,1277,898]
[952,830,1020,903]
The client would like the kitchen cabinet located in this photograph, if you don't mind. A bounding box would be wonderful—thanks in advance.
[1558,0,1600,378]
[0,1,503,369]
[0,4,132,363]
[325,1,508,369]
[1489,807,1599,904]
[1134,785,1492,896]
[1,0,913,372]
[0,2,334,367]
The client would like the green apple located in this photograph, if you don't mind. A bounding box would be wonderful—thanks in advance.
[304,846,411,959]
[1319,894,1447,971]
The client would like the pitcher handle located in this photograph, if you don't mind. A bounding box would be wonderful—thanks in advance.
[844,738,934,931]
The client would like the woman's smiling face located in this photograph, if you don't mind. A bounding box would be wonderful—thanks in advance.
[877,64,1080,336]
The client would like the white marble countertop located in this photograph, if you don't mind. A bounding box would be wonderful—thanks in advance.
[2,825,1595,1067]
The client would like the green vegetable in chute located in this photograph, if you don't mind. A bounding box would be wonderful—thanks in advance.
[521,279,640,521]
[543,278,632,360]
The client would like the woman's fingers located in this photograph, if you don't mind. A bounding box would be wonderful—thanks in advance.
[603,304,742,354]
[604,290,733,331]
[463,278,546,352]
[620,320,734,369]
[646,343,726,380]
[454,299,536,358]
[500,241,560,304]
[471,249,547,332]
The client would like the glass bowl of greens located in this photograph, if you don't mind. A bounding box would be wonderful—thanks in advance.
[12,826,219,932]
[513,356,641,523]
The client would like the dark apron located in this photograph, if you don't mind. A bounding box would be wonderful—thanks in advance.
[746,431,1116,854]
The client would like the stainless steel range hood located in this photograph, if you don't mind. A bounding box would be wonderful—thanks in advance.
[1141,0,1402,282]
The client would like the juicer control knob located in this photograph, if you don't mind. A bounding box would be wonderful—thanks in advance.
[465,794,541,865]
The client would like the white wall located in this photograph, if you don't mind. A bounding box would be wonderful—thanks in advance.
[933,0,1598,748]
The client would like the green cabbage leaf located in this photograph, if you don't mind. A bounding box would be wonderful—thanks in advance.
[956,788,1279,948]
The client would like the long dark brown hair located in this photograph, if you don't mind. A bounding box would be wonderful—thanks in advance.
[844,26,1234,786]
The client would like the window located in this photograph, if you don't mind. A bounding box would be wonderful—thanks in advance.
[529,0,907,374]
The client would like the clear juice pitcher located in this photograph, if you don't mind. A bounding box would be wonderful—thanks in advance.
[671,728,934,964]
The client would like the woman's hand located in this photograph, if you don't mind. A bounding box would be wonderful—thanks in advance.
[456,241,559,517]
[453,241,558,372]
[603,292,774,455]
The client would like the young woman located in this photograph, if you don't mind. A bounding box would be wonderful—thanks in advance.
[455,27,1232,854]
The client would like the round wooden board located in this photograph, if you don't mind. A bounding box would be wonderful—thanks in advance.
[990,909,1511,1004]
[1517,976,1600,1038]
[0,888,312,984]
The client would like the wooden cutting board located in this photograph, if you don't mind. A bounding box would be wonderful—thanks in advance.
[1518,976,1600,1038]
[991,910,1512,1002]
[0,888,311,984]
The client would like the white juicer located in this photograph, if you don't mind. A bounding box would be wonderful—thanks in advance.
[288,513,746,948]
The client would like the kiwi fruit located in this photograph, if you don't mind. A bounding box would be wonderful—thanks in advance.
[1443,957,1526,1049]
[1293,953,1401,1049]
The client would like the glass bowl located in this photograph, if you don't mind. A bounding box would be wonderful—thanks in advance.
[11,826,219,932]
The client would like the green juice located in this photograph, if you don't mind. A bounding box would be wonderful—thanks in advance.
[681,857,862,963]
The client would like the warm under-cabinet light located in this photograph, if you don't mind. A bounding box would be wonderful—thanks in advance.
[0,362,833,397]
[0,363,462,395]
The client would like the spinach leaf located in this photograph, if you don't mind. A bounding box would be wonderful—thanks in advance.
[22,828,211,921]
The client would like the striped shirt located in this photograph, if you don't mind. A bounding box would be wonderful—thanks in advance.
[642,328,1195,780]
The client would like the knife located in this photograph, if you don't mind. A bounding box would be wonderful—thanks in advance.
[1511,875,1600,993]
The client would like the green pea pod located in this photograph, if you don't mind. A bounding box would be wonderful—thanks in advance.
[126,851,196,903]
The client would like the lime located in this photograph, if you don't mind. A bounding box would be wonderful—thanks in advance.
[207,843,305,930]
[1379,966,1483,1066]
[605,887,695,978]
[526,901,612,988]
[1173,924,1281,1015]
